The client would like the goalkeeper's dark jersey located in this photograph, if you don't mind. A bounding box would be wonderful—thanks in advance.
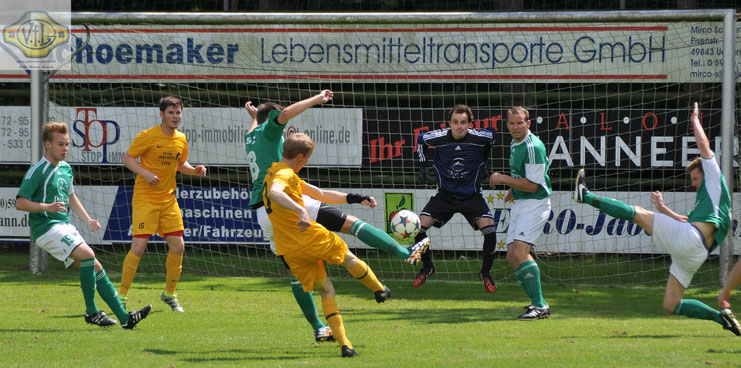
[416,127,496,200]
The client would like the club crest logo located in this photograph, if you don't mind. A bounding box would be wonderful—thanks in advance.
[3,11,69,58]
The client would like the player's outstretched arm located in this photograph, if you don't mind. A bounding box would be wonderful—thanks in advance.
[303,183,376,207]
[68,193,101,231]
[15,197,66,213]
[277,89,333,125]
[268,182,311,231]
[177,161,207,177]
[123,152,159,186]
[691,102,713,159]
[489,172,538,193]
[718,260,741,309]
[649,190,688,222]
[245,101,259,134]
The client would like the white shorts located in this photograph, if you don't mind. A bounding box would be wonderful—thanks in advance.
[35,223,85,268]
[506,198,551,247]
[652,213,708,288]
[257,195,322,254]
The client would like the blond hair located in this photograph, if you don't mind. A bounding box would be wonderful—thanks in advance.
[507,106,530,120]
[42,122,68,142]
[283,133,316,159]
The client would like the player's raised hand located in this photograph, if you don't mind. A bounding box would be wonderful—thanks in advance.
[45,202,67,213]
[87,219,101,232]
[245,101,257,118]
[316,90,333,104]
[194,165,207,177]
[650,191,665,209]
[691,102,700,125]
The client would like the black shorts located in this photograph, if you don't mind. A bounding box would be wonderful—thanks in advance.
[420,191,493,230]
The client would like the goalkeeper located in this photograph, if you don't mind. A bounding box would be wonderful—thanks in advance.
[413,104,499,295]
[574,103,739,336]
[244,90,429,343]
[16,122,151,329]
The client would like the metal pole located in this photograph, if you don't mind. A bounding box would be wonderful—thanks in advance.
[29,70,48,275]
[718,9,736,287]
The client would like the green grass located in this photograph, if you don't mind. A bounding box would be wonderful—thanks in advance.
[1,251,740,367]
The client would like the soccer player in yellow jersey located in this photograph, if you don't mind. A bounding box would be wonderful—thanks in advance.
[264,132,390,358]
[119,96,207,312]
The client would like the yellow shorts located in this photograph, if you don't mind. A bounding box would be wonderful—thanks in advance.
[131,195,184,236]
[282,231,348,292]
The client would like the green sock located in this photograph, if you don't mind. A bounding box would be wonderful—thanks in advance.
[95,269,129,323]
[351,220,411,260]
[673,299,724,324]
[290,277,324,330]
[515,260,547,308]
[79,258,98,316]
[584,192,636,221]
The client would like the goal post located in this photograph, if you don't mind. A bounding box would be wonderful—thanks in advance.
[8,9,738,286]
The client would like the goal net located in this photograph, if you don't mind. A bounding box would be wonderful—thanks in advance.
[7,11,738,286]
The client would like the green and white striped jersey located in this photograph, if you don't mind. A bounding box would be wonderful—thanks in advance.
[245,109,285,208]
[687,153,732,251]
[509,132,551,200]
[16,157,74,240]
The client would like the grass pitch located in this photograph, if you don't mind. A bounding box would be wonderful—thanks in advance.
[1,252,740,367]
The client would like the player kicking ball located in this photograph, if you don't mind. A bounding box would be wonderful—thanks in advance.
[244,90,429,343]
[16,122,151,329]
[574,103,739,336]
[264,132,398,357]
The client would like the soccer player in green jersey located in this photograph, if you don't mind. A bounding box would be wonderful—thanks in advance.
[244,90,428,342]
[15,122,151,329]
[574,103,740,336]
[489,106,552,320]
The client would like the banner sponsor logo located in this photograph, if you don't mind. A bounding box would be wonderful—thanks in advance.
[365,108,737,176]
[0,7,71,71]
[0,21,736,82]
[71,107,122,164]
[103,186,267,244]
[2,187,740,254]
[0,106,363,166]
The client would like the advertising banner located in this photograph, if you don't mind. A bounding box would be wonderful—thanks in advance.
[2,186,739,254]
[0,106,363,166]
[0,22,736,83]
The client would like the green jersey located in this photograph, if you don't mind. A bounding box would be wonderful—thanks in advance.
[245,109,285,208]
[686,154,732,251]
[16,157,75,240]
[509,132,551,200]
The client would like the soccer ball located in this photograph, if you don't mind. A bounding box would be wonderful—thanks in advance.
[390,209,421,241]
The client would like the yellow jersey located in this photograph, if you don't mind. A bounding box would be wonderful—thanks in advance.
[127,125,188,202]
[263,162,332,255]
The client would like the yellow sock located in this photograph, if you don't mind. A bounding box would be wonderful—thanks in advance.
[119,251,141,296]
[347,259,383,292]
[322,297,351,349]
[165,251,183,294]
